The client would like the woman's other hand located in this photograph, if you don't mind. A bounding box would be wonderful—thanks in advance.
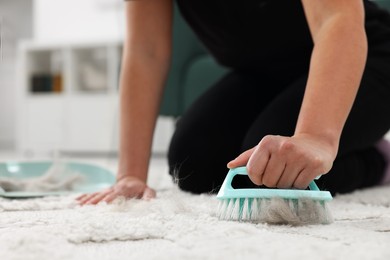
[76,176,156,205]
[227,134,336,189]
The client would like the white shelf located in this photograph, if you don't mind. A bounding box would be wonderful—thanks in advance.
[17,40,175,156]
[71,47,109,93]
[18,40,121,154]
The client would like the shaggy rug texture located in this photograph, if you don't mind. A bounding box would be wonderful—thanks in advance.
[1,182,390,260]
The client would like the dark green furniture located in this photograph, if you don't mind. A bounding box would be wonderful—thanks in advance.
[376,0,390,10]
[160,6,228,116]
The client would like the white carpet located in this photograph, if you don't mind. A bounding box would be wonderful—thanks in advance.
[2,181,390,260]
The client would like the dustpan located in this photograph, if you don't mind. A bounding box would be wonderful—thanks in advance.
[0,161,115,198]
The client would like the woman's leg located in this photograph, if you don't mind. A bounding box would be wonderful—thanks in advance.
[241,65,390,194]
[168,71,284,193]
[169,60,390,195]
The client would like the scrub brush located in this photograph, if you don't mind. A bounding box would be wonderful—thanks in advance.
[216,167,333,225]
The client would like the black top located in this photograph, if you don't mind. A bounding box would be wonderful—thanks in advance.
[176,0,390,79]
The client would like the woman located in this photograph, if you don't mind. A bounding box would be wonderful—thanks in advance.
[78,0,390,204]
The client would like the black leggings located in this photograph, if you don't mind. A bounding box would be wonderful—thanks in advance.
[168,61,390,195]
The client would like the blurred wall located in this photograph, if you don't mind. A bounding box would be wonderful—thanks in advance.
[33,0,125,42]
[0,0,33,149]
[0,0,126,150]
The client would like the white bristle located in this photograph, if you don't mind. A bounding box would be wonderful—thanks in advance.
[225,198,235,220]
[289,199,296,212]
[217,199,225,217]
[241,198,249,220]
[250,198,259,220]
[231,199,240,220]
[220,199,229,219]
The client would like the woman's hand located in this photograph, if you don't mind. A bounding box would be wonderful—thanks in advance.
[76,176,156,205]
[227,134,336,189]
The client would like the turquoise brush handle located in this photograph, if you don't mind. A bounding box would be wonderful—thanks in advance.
[222,167,248,190]
[224,167,320,191]
[217,167,332,201]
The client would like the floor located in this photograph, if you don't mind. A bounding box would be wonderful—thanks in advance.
[2,149,390,259]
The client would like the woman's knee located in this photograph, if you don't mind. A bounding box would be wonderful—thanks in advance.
[167,129,228,194]
[316,147,385,195]
[168,151,223,194]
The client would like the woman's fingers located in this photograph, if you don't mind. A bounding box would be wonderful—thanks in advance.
[261,153,286,187]
[246,147,270,185]
[293,168,314,189]
[78,189,111,205]
[276,165,303,189]
[76,176,156,206]
[276,150,306,188]
[241,134,334,189]
[85,189,113,205]
[78,192,99,205]
[102,193,118,204]
[142,187,156,200]
[76,194,88,201]
[80,186,156,205]
[246,136,282,186]
[227,148,255,168]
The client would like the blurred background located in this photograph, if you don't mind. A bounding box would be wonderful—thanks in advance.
[1,0,129,159]
[1,0,390,170]
[2,0,390,161]
[0,0,227,162]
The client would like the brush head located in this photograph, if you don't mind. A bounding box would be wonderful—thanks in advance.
[217,197,333,225]
[216,167,333,225]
